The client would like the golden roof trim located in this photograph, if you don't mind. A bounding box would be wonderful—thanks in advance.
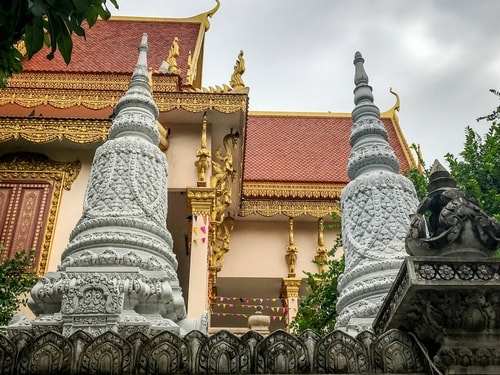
[0,117,168,150]
[239,200,341,218]
[1,87,248,114]
[243,181,345,200]
[0,117,109,144]
[7,72,178,92]
[380,88,417,168]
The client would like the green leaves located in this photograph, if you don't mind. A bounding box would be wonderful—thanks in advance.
[0,245,37,326]
[0,0,119,88]
[289,226,345,335]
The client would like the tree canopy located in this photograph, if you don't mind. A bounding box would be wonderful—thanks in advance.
[0,0,118,88]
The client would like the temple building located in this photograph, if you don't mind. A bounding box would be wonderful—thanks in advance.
[0,4,416,333]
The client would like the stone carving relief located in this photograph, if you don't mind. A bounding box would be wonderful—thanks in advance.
[0,328,432,374]
[316,330,368,373]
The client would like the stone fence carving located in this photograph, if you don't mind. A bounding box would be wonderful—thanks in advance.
[0,328,428,374]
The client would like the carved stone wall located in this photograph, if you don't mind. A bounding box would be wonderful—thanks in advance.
[0,328,427,374]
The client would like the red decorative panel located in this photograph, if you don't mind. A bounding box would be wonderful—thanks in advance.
[0,180,53,267]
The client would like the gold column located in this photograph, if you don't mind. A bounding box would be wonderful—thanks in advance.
[283,217,301,328]
[194,113,211,187]
[280,277,302,329]
[315,218,329,274]
[186,187,216,316]
[285,218,298,277]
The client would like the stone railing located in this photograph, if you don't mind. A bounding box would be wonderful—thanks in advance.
[0,328,427,374]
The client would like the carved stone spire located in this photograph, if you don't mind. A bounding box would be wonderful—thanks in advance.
[335,52,419,333]
[20,34,206,337]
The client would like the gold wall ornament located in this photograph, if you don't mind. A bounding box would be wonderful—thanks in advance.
[285,218,298,277]
[205,130,239,293]
[194,113,211,187]
[315,218,329,274]
[229,50,246,92]
[0,152,81,275]
[242,181,344,200]
[209,215,235,277]
[239,199,342,218]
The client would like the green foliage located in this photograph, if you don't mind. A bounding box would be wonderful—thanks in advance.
[445,89,500,220]
[0,246,37,325]
[404,143,429,201]
[290,233,345,335]
[405,90,500,221]
[0,0,119,88]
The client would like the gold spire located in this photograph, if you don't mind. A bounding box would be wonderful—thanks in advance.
[230,50,246,91]
[165,37,181,75]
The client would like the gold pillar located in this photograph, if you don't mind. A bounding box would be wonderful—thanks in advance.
[315,218,329,274]
[280,277,302,329]
[285,218,298,278]
[194,113,211,187]
[283,217,301,328]
[186,187,216,316]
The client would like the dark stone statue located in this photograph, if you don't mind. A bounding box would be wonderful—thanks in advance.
[406,160,500,257]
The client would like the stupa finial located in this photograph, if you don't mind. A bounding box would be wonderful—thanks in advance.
[352,51,378,121]
[353,51,369,86]
[130,33,150,88]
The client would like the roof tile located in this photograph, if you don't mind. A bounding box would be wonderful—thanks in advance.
[243,114,411,185]
[22,18,202,81]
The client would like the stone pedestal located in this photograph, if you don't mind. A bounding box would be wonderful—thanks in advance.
[375,257,500,374]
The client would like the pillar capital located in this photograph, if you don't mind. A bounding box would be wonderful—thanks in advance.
[186,187,216,216]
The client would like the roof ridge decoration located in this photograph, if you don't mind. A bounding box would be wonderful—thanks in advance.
[159,37,181,75]
[185,50,250,94]
[335,52,419,333]
[22,34,206,337]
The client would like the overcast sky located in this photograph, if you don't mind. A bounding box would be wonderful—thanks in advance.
[114,1,500,167]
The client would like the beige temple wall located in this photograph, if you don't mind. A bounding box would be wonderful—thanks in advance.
[166,122,211,190]
[219,218,341,279]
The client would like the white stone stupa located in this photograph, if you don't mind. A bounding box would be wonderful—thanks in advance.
[335,52,419,333]
[12,34,207,337]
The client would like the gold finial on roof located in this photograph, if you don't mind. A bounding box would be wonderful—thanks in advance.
[203,0,221,30]
[186,51,193,85]
[160,36,181,75]
[230,50,246,91]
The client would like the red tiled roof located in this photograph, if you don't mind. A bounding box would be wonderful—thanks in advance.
[22,18,202,80]
[243,113,411,184]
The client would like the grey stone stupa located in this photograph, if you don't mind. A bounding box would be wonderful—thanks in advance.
[11,34,207,337]
[335,52,419,333]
